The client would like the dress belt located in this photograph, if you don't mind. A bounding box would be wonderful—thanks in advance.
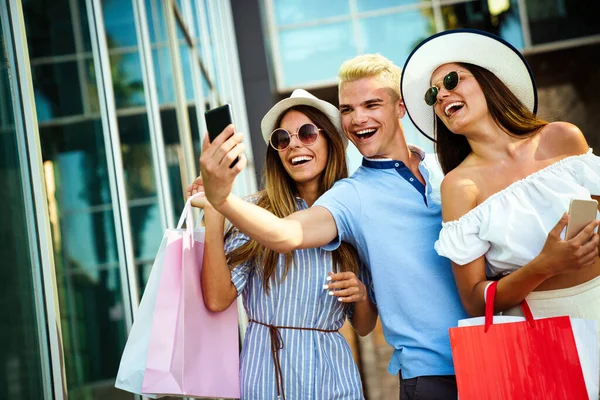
[248,318,338,400]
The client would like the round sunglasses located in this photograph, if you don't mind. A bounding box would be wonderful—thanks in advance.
[424,71,472,106]
[269,123,322,151]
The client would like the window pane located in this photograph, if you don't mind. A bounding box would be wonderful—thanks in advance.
[188,105,201,172]
[526,0,600,45]
[161,108,186,221]
[275,0,349,25]
[442,0,525,49]
[279,22,356,87]
[22,0,76,58]
[60,267,128,396]
[146,0,167,43]
[129,203,163,260]
[109,52,146,109]
[102,0,138,49]
[153,47,175,105]
[61,209,119,271]
[357,0,419,12]
[359,10,432,69]
[0,26,45,399]
[40,121,111,208]
[32,61,84,121]
[179,44,195,101]
[118,114,157,199]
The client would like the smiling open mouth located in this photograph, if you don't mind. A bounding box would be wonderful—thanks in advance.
[354,128,377,139]
[444,102,464,117]
[291,156,313,165]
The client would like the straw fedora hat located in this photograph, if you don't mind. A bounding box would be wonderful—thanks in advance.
[401,29,538,141]
[261,89,347,148]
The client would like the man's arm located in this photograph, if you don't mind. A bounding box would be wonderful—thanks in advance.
[216,194,338,253]
[199,129,340,253]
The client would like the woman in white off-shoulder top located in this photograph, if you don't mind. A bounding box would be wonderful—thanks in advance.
[401,30,600,328]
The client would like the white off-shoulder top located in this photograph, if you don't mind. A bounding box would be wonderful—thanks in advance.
[435,149,600,277]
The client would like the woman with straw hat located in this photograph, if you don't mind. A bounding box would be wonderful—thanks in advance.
[402,29,600,340]
[186,89,377,399]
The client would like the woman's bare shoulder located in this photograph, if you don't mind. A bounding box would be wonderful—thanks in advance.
[538,121,589,157]
[440,167,479,222]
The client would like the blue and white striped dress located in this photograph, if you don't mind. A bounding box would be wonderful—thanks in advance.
[224,198,368,400]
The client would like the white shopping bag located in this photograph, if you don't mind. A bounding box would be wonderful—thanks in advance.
[458,315,599,400]
[114,232,168,398]
[114,193,205,397]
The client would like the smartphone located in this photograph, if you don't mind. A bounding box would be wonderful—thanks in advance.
[205,104,233,143]
[565,198,599,240]
[204,104,239,167]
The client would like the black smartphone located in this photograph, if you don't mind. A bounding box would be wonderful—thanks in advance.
[204,104,239,167]
[205,104,233,143]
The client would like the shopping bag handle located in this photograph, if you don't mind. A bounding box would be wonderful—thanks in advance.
[177,191,205,236]
[484,281,535,332]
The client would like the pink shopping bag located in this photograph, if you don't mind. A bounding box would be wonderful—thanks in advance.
[142,195,240,398]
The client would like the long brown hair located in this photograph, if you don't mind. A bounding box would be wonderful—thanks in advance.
[225,105,360,292]
[435,63,548,174]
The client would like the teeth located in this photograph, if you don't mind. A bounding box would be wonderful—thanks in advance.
[356,128,376,136]
[291,156,313,165]
[444,102,464,117]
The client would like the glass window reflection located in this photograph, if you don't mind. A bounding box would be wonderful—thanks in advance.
[526,0,600,45]
[160,109,186,221]
[61,209,119,272]
[117,114,157,199]
[153,47,176,105]
[442,0,524,49]
[279,22,356,87]
[359,11,431,70]
[109,52,146,109]
[103,0,138,49]
[179,45,195,101]
[0,26,45,399]
[129,203,163,260]
[40,120,111,209]
[22,0,76,58]
[356,0,419,13]
[31,61,84,121]
[275,0,349,25]
[60,267,127,392]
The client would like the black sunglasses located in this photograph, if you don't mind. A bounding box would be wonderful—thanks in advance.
[269,123,322,151]
[424,71,472,106]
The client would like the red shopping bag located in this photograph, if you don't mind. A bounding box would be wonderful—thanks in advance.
[141,195,240,398]
[449,281,587,400]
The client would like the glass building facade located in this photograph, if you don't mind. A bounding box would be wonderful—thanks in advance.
[1,0,256,398]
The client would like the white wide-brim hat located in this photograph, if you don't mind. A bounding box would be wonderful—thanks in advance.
[261,89,348,148]
[401,29,538,141]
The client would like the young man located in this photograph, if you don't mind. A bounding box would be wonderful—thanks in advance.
[199,54,467,399]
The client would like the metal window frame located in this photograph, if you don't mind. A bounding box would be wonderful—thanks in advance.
[162,0,197,189]
[85,0,140,328]
[1,0,68,398]
[132,0,175,230]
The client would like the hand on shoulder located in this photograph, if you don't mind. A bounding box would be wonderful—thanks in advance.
[539,121,589,157]
[440,169,479,223]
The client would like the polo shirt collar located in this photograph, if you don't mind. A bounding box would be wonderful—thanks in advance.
[361,145,425,169]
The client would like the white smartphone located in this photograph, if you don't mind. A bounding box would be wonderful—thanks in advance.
[565,198,599,240]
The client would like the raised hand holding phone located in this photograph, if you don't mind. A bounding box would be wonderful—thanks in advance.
[204,104,239,168]
[199,121,246,208]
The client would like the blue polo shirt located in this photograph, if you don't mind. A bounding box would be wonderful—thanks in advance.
[314,146,468,379]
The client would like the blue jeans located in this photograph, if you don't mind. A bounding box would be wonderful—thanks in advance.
[399,373,457,400]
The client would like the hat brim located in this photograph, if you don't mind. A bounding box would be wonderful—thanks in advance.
[261,93,348,148]
[401,29,537,141]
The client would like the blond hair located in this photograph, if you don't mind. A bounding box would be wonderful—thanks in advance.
[338,53,402,99]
